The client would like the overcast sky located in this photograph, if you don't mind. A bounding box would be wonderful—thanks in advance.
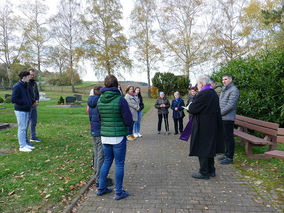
[1,0,203,84]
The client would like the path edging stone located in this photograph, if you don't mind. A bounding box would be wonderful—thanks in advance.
[63,176,95,213]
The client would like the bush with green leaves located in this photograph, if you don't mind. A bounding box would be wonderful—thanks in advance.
[57,96,64,104]
[0,96,4,103]
[152,72,189,96]
[211,48,284,127]
[4,96,11,104]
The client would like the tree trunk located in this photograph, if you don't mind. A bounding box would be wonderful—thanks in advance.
[37,46,42,91]
[6,65,13,89]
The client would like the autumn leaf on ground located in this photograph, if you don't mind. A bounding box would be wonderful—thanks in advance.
[8,191,15,196]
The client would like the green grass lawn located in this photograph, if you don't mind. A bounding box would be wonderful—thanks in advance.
[0,90,153,212]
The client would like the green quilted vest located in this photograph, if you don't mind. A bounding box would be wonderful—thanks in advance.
[97,91,129,137]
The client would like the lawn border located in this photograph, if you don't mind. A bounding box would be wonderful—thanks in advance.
[63,176,95,213]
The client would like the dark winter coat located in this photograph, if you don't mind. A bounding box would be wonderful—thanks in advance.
[138,95,144,111]
[88,95,101,137]
[154,97,170,114]
[28,79,39,104]
[11,80,32,112]
[188,88,224,158]
[171,97,185,119]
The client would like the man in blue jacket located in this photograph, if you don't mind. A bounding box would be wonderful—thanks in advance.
[11,70,34,152]
[27,68,41,143]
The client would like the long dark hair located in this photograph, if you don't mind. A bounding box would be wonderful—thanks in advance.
[135,87,142,98]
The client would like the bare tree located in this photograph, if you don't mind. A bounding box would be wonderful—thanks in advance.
[130,0,162,97]
[209,0,250,63]
[157,0,211,79]
[51,0,82,93]
[0,2,24,88]
[20,0,50,91]
[81,0,131,77]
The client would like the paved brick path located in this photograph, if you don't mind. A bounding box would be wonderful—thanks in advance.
[77,107,280,213]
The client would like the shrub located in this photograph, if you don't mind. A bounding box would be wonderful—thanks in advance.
[152,72,189,96]
[151,86,159,99]
[211,48,284,127]
[0,97,4,103]
[57,96,64,104]
[4,96,11,104]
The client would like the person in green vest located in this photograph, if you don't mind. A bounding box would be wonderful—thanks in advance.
[97,74,133,200]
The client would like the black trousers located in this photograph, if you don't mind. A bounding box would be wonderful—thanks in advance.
[173,118,183,133]
[158,114,169,132]
[223,120,235,159]
[198,157,215,176]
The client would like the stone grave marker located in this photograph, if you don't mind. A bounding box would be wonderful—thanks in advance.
[74,94,82,101]
[66,96,76,104]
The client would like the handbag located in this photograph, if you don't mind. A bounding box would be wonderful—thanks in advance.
[178,110,185,118]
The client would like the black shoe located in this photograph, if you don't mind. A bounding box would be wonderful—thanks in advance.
[220,158,233,165]
[106,178,113,187]
[209,172,216,177]
[192,173,209,180]
[174,132,178,135]
[217,155,226,161]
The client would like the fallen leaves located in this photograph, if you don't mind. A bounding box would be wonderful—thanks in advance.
[8,191,15,196]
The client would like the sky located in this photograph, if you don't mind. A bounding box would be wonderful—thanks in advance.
[0,0,202,84]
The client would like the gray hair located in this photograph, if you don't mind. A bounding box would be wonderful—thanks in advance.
[197,75,210,86]
[174,91,180,96]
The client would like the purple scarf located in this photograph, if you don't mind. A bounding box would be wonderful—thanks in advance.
[179,84,213,141]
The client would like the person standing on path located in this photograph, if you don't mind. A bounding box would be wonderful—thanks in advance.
[155,91,170,135]
[188,75,224,179]
[186,86,198,119]
[27,68,41,144]
[11,70,34,152]
[87,85,113,188]
[97,75,133,200]
[171,91,185,135]
[133,87,144,138]
[124,85,140,141]
[218,74,239,165]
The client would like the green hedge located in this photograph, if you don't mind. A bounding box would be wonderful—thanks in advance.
[212,48,284,127]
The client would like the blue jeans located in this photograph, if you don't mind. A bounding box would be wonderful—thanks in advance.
[133,110,142,134]
[14,110,30,148]
[28,107,38,139]
[99,137,127,194]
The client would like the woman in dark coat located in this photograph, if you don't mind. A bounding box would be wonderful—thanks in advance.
[188,75,224,179]
[154,91,170,135]
[171,91,185,135]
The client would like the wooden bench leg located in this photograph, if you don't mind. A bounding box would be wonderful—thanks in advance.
[245,142,253,158]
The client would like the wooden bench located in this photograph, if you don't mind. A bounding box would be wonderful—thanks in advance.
[264,128,284,159]
[234,115,279,159]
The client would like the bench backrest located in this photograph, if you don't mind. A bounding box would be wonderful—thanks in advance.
[235,115,279,136]
[277,128,284,144]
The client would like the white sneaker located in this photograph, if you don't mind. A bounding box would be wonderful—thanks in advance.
[133,133,138,138]
[138,133,142,137]
[19,146,32,152]
[26,145,35,150]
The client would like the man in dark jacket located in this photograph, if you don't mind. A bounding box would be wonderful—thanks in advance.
[188,75,224,179]
[87,85,113,187]
[27,68,41,143]
[11,70,34,152]
[154,91,170,135]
